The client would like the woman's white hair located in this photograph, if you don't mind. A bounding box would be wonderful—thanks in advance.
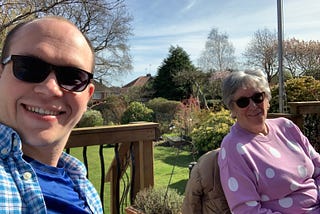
[222,69,271,110]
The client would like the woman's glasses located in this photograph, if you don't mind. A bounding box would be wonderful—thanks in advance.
[234,92,265,108]
[1,55,93,92]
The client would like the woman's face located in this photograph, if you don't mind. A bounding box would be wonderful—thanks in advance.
[231,86,270,134]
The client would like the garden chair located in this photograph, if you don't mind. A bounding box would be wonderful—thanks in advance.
[182,148,231,214]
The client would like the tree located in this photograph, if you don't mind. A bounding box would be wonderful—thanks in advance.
[284,38,320,79]
[198,28,236,72]
[243,28,278,82]
[0,0,133,84]
[153,46,196,100]
[173,68,209,109]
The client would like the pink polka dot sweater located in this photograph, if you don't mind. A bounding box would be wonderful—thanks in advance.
[218,117,320,213]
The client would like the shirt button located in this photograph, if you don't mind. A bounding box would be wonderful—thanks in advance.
[23,172,32,180]
[13,139,19,147]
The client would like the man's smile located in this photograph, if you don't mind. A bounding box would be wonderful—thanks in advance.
[23,104,64,116]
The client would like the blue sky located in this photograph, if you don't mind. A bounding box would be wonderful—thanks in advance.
[111,0,320,86]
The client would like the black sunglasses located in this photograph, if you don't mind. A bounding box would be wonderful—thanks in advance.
[1,55,93,92]
[234,92,265,108]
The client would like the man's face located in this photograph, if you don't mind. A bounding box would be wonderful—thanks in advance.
[0,18,95,148]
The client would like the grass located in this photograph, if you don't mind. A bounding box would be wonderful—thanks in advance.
[68,144,194,213]
[153,146,194,194]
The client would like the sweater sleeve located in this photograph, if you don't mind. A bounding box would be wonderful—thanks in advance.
[309,144,320,201]
[219,145,281,214]
[288,119,320,199]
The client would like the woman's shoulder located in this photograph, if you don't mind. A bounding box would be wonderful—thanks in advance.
[267,116,296,128]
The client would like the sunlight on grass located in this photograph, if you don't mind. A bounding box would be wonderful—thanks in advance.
[68,144,194,212]
[153,145,194,194]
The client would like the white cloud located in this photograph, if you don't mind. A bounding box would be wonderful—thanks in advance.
[113,0,320,86]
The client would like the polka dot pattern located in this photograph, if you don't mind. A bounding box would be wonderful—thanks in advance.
[309,145,317,158]
[297,165,307,178]
[279,197,293,208]
[219,118,320,213]
[265,168,275,178]
[290,180,299,191]
[236,143,246,155]
[221,147,226,160]
[269,147,281,158]
[228,177,239,192]
[261,195,270,201]
[254,171,259,181]
[246,201,258,207]
[284,120,294,128]
[286,140,301,152]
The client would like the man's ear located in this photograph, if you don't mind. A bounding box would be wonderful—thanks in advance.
[88,83,95,98]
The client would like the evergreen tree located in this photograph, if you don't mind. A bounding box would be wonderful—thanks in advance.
[153,46,196,100]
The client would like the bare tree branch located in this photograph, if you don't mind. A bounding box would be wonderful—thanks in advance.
[0,0,133,85]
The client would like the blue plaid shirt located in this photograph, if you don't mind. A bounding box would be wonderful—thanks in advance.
[0,123,103,213]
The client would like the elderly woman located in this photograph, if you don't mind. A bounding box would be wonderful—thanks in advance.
[218,70,320,213]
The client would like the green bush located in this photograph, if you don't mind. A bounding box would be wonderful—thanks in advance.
[191,109,235,156]
[206,99,225,111]
[91,95,127,125]
[121,101,154,124]
[134,187,183,214]
[77,109,104,127]
[270,76,320,112]
[145,98,181,133]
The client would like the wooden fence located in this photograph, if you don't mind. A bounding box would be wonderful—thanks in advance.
[65,122,160,214]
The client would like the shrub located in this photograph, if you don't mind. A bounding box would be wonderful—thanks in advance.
[145,98,181,133]
[270,76,320,112]
[134,187,183,214]
[170,97,200,137]
[77,109,104,127]
[191,108,235,156]
[206,99,225,111]
[121,101,154,124]
[91,95,127,125]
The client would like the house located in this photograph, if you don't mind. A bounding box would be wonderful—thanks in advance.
[90,74,153,105]
[121,73,153,91]
[91,79,121,105]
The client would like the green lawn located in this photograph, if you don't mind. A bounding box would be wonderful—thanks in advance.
[68,144,194,212]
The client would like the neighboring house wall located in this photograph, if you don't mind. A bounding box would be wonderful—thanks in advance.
[92,80,121,102]
[91,74,153,103]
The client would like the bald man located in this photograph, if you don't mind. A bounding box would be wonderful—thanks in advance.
[0,16,102,213]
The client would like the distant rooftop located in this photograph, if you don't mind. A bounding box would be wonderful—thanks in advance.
[122,74,152,88]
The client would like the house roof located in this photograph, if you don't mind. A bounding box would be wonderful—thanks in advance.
[93,79,109,91]
[122,74,152,88]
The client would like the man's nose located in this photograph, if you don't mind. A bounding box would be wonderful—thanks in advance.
[33,72,64,96]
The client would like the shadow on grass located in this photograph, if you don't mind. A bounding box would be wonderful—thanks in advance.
[154,145,195,168]
[168,179,188,195]
[162,152,194,168]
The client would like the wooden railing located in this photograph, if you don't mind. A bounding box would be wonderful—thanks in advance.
[269,101,320,150]
[288,101,320,151]
[65,122,160,214]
